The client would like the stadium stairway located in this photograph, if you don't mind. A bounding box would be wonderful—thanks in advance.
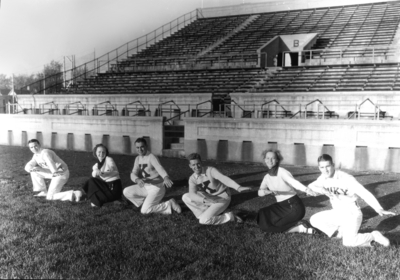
[162,120,185,158]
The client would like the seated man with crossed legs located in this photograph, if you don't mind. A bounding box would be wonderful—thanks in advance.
[123,137,181,215]
[182,153,251,225]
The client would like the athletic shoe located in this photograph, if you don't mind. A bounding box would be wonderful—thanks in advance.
[372,231,390,247]
[70,192,76,202]
[34,191,47,197]
[74,190,83,202]
[169,198,182,214]
[229,212,244,223]
[297,220,320,235]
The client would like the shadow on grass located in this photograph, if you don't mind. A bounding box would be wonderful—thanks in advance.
[376,215,400,232]
[362,190,400,220]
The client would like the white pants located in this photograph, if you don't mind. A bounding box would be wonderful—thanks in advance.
[182,192,233,225]
[30,170,74,201]
[310,203,374,247]
[123,183,172,214]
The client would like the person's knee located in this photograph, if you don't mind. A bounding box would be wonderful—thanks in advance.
[123,186,133,198]
[182,193,190,204]
[309,214,320,227]
[342,236,357,247]
[141,206,150,214]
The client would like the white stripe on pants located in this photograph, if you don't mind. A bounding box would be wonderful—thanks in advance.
[123,183,171,214]
[310,204,374,247]
[182,192,232,225]
[30,170,73,201]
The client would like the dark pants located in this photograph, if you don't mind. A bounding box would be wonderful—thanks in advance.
[256,195,306,233]
[83,177,122,207]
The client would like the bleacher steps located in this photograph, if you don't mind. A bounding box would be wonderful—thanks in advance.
[197,14,260,57]
[162,148,185,158]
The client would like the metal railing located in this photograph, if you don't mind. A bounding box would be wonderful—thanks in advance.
[260,99,292,118]
[294,45,399,66]
[122,101,151,117]
[92,101,118,116]
[40,101,59,115]
[19,9,200,95]
[195,100,213,117]
[64,101,88,115]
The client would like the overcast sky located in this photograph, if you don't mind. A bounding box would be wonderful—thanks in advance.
[0,0,249,77]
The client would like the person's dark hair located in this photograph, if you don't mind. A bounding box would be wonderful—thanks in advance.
[187,153,201,162]
[135,137,147,146]
[93,144,109,159]
[317,154,333,165]
[28,139,40,145]
[261,149,284,164]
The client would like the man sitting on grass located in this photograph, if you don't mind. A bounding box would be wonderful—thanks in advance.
[25,139,82,201]
[308,154,395,247]
[182,153,251,225]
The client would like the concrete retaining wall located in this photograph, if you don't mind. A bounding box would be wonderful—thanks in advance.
[230,91,400,119]
[0,114,164,155]
[184,117,400,172]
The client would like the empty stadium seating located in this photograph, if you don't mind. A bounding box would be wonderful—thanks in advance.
[74,68,267,96]
[252,63,400,92]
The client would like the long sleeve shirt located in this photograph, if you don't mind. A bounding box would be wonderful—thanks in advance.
[189,166,240,197]
[92,156,120,182]
[258,167,307,202]
[131,151,168,185]
[25,149,68,174]
[308,169,383,212]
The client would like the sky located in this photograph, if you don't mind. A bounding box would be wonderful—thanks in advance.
[0,0,249,77]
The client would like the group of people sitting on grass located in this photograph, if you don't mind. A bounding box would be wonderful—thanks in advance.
[25,137,395,247]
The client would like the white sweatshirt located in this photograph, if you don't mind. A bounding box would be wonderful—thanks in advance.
[308,169,383,212]
[258,167,308,202]
[131,151,168,185]
[25,149,68,174]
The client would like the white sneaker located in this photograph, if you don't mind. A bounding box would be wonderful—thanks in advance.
[74,190,83,202]
[34,191,47,197]
[229,212,243,223]
[169,198,181,214]
[372,231,390,247]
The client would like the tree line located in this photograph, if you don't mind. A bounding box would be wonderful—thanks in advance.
[0,60,63,93]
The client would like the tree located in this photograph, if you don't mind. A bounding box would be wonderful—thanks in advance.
[0,74,11,89]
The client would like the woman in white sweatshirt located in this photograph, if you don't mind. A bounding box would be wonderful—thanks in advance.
[82,144,122,207]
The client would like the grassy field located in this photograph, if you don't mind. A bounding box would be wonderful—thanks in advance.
[1,145,400,279]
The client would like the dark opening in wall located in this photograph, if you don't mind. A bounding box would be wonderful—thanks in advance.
[102,135,110,148]
[123,135,131,154]
[21,131,27,147]
[67,133,74,150]
[8,130,13,145]
[85,134,92,151]
[36,132,43,146]
[51,132,57,149]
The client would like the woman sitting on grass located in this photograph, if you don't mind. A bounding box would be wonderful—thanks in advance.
[82,144,122,207]
[257,149,318,234]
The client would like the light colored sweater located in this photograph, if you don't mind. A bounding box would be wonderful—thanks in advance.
[25,149,68,174]
[308,169,383,212]
[189,166,240,197]
[258,167,307,202]
[131,151,168,185]
[92,156,120,182]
